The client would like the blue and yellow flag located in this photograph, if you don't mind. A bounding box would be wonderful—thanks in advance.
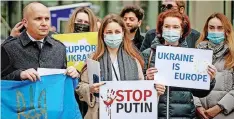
[1,74,82,119]
[53,32,98,72]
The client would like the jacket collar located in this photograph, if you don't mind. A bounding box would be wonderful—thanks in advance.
[133,28,143,41]
[20,31,55,47]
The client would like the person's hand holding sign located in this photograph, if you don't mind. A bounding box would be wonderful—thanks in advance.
[90,82,106,94]
[146,67,158,80]
[207,64,217,80]
[146,67,166,97]
[20,68,40,82]
[154,84,166,97]
[65,66,80,78]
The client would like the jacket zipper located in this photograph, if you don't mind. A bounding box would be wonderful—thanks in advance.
[167,86,169,119]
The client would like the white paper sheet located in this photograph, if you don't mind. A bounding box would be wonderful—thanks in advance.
[87,58,101,84]
[37,68,66,76]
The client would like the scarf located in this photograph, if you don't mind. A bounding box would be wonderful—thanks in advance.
[99,45,139,81]
[197,41,229,64]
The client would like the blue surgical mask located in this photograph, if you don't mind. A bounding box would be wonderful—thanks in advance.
[162,29,181,43]
[104,34,123,48]
[207,32,225,44]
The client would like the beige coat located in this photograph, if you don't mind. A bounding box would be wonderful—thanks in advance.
[193,58,234,119]
[76,59,144,119]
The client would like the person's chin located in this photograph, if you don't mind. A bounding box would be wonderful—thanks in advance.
[39,32,49,36]
[40,30,49,34]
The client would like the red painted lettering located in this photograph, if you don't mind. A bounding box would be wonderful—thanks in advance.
[125,90,133,101]
[144,90,152,101]
[116,90,124,102]
[133,90,142,101]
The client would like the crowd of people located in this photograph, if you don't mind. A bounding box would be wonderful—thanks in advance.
[1,0,234,119]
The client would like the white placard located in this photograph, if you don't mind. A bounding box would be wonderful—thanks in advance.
[87,58,100,84]
[37,68,66,76]
[100,81,158,119]
[154,46,213,90]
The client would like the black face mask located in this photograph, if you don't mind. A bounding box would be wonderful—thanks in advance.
[74,23,90,33]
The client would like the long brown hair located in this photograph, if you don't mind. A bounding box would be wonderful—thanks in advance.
[82,14,144,73]
[197,13,234,69]
[66,7,98,33]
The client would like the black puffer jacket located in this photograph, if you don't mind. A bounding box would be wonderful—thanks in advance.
[142,37,216,119]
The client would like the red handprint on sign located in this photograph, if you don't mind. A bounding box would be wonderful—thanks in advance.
[100,89,117,119]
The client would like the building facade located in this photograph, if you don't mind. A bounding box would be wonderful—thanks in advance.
[1,1,233,41]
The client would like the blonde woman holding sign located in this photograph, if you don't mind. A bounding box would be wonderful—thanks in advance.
[193,13,234,119]
[76,14,145,119]
[142,10,217,119]
[65,7,98,117]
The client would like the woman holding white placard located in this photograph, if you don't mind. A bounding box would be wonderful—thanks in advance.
[193,13,234,119]
[142,9,217,119]
[76,14,145,119]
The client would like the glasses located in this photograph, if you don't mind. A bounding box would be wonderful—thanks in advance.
[160,4,177,11]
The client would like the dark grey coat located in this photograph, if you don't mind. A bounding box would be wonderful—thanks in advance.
[1,31,67,80]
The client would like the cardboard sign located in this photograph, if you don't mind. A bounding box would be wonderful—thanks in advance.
[53,32,98,71]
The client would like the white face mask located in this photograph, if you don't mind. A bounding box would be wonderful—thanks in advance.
[162,29,181,43]
[104,34,123,48]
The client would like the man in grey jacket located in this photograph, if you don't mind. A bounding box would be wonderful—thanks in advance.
[1,2,79,81]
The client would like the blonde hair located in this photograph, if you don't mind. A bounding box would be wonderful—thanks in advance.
[66,7,98,33]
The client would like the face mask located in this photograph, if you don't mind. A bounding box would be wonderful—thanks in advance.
[104,34,123,48]
[207,32,225,44]
[74,23,90,33]
[162,29,181,43]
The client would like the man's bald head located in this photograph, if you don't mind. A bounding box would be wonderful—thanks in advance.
[22,2,51,40]
[23,2,49,19]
